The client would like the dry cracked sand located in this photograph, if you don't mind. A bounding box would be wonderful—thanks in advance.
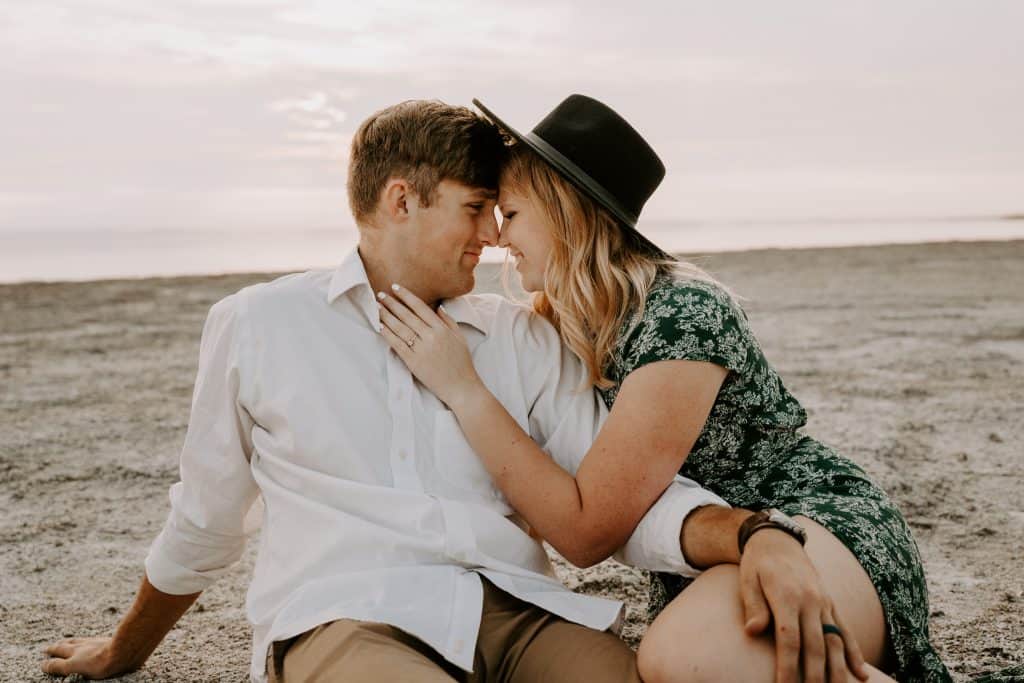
[2,241,1022,681]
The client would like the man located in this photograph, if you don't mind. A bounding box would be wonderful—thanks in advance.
[40,100,822,682]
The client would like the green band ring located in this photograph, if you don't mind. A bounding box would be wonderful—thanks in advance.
[822,624,843,638]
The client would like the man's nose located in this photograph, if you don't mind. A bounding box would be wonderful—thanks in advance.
[478,210,499,247]
[496,216,510,248]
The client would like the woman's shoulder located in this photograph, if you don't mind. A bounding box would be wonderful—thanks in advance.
[639,275,745,328]
[613,274,752,375]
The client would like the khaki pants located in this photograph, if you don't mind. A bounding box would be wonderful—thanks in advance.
[267,577,640,682]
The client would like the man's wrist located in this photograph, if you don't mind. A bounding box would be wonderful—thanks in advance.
[742,526,806,554]
[680,505,753,569]
[102,635,144,674]
[737,508,807,555]
[107,624,152,670]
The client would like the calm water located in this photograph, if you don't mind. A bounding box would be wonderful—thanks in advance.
[2,219,1022,284]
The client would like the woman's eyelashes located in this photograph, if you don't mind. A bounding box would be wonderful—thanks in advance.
[501,211,517,221]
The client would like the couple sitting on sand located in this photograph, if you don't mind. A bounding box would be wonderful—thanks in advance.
[42,96,951,682]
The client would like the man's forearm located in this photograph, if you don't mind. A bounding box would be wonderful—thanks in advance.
[109,574,201,669]
[680,505,753,569]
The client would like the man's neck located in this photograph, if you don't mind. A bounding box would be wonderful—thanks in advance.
[358,242,440,309]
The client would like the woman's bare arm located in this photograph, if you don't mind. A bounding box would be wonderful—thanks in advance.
[446,358,726,566]
[377,284,725,566]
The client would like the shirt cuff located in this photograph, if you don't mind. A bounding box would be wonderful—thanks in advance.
[143,484,251,595]
[144,530,226,595]
[614,475,729,578]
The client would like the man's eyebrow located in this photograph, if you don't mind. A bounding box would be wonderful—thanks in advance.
[470,188,498,200]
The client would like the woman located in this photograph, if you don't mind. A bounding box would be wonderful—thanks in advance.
[377,95,951,682]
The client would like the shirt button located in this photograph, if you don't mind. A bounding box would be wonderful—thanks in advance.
[398,450,408,460]
[394,390,404,401]
[454,639,464,653]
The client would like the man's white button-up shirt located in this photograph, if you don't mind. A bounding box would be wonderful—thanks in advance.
[144,248,728,682]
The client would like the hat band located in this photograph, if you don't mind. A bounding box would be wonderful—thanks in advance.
[525,132,639,228]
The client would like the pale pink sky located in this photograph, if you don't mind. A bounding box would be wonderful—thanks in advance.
[2,0,1022,235]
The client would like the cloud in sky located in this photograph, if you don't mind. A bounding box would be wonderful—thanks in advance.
[1,0,1022,233]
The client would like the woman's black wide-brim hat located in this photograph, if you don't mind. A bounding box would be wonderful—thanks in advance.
[473,94,674,260]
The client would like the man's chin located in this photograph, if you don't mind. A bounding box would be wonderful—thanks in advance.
[439,270,475,299]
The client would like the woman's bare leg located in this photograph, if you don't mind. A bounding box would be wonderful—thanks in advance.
[636,516,894,683]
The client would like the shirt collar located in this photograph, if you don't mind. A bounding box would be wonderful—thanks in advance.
[327,246,372,304]
[439,295,488,336]
[327,247,489,336]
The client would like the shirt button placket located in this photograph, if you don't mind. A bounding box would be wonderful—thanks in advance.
[388,353,420,491]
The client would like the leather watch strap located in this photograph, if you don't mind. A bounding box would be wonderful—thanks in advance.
[737,509,807,555]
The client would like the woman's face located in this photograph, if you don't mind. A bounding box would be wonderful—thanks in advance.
[496,184,554,293]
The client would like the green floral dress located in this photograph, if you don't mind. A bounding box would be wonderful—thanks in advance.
[598,276,951,683]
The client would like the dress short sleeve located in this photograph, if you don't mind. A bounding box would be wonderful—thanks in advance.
[616,279,752,379]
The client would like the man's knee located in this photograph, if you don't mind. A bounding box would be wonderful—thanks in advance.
[510,619,640,683]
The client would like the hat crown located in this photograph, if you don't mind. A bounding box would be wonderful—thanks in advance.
[530,94,665,226]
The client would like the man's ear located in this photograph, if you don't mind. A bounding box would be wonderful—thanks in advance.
[380,178,413,221]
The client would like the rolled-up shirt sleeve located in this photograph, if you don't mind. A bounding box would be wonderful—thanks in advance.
[514,306,729,577]
[144,293,261,595]
[612,475,728,577]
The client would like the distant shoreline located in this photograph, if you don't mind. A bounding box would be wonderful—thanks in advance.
[3,237,1023,288]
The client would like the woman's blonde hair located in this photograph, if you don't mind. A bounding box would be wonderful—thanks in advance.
[501,143,724,390]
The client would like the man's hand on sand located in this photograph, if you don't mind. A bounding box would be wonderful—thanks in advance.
[740,530,869,683]
[41,636,136,679]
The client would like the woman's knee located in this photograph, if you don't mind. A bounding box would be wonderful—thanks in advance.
[637,518,893,682]
[793,515,889,666]
[637,621,712,683]
[637,565,773,683]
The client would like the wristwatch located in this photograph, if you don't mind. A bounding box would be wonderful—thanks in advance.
[737,508,807,555]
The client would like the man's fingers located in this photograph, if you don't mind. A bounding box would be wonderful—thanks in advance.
[377,291,431,336]
[772,612,802,683]
[389,285,443,329]
[833,608,869,680]
[41,657,70,676]
[800,609,828,683]
[739,568,771,635]
[762,583,801,683]
[824,619,849,683]
[43,642,73,658]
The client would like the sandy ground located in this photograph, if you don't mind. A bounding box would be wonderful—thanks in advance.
[1,240,1022,681]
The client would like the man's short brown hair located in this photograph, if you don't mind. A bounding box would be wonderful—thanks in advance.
[347,100,506,224]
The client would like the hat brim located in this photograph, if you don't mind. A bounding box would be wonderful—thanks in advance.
[473,98,675,262]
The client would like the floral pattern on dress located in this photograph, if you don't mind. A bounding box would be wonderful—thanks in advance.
[599,276,952,683]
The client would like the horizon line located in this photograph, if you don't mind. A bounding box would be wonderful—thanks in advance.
[2,213,1021,236]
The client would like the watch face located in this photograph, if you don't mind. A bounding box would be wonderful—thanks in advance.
[768,509,806,536]
[767,510,790,525]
